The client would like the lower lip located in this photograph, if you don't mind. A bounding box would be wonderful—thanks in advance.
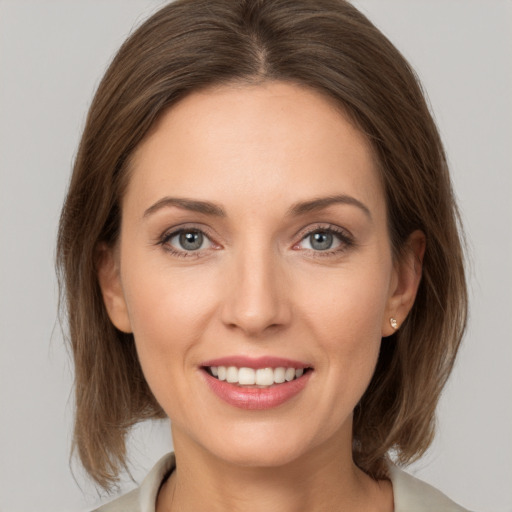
[202,370,312,410]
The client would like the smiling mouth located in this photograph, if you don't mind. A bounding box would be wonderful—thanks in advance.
[204,366,312,388]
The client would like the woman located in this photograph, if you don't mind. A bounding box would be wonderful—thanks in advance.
[57,0,469,510]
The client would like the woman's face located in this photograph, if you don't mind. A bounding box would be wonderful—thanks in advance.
[100,81,420,467]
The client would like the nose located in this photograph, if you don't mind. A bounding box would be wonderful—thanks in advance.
[220,245,292,337]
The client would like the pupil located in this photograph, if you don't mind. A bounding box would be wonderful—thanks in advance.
[179,230,203,250]
[311,231,333,250]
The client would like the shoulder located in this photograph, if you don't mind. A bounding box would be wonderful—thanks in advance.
[93,453,175,512]
[388,463,472,512]
[92,487,140,512]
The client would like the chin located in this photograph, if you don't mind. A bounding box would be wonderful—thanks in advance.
[214,443,305,469]
[197,422,326,469]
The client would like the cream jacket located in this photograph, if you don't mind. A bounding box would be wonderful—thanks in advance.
[94,453,471,512]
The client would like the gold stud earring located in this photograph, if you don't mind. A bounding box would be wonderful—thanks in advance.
[390,317,398,330]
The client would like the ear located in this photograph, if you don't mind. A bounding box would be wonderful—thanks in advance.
[382,230,426,337]
[96,243,132,333]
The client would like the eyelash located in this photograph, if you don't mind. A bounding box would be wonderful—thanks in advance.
[294,224,355,257]
[157,225,217,259]
[157,224,355,259]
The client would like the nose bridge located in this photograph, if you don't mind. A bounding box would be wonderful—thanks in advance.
[221,234,290,336]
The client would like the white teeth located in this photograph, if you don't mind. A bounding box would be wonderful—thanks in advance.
[285,368,295,381]
[226,366,238,383]
[238,367,256,385]
[208,365,308,386]
[274,367,286,384]
[256,368,274,386]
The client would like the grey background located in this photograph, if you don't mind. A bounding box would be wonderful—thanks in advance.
[0,1,511,511]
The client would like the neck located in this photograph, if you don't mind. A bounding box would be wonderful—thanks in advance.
[157,427,393,512]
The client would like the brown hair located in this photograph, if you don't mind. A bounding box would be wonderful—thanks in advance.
[57,0,467,489]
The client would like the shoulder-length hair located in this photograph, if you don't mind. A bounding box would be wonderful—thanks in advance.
[57,0,467,489]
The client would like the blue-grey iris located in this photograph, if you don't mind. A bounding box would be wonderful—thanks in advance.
[179,230,203,250]
[310,231,333,251]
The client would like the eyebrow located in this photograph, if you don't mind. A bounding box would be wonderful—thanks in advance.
[143,194,371,220]
[143,197,226,218]
[287,194,372,220]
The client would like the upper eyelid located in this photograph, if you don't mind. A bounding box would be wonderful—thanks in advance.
[295,223,353,241]
[160,223,218,242]
[164,228,211,244]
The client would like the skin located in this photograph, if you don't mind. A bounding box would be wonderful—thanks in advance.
[98,81,425,512]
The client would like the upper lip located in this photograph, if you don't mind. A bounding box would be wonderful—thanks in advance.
[201,356,312,369]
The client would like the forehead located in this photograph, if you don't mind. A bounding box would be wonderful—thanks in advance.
[126,81,384,218]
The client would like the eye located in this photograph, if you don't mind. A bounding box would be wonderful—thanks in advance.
[294,226,353,254]
[164,229,213,253]
[302,230,339,251]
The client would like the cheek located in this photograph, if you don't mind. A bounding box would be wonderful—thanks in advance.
[119,244,218,370]
[297,261,391,381]
[128,278,208,341]
[299,274,388,430]
[301,263,390,339]
[119,263,223,424]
